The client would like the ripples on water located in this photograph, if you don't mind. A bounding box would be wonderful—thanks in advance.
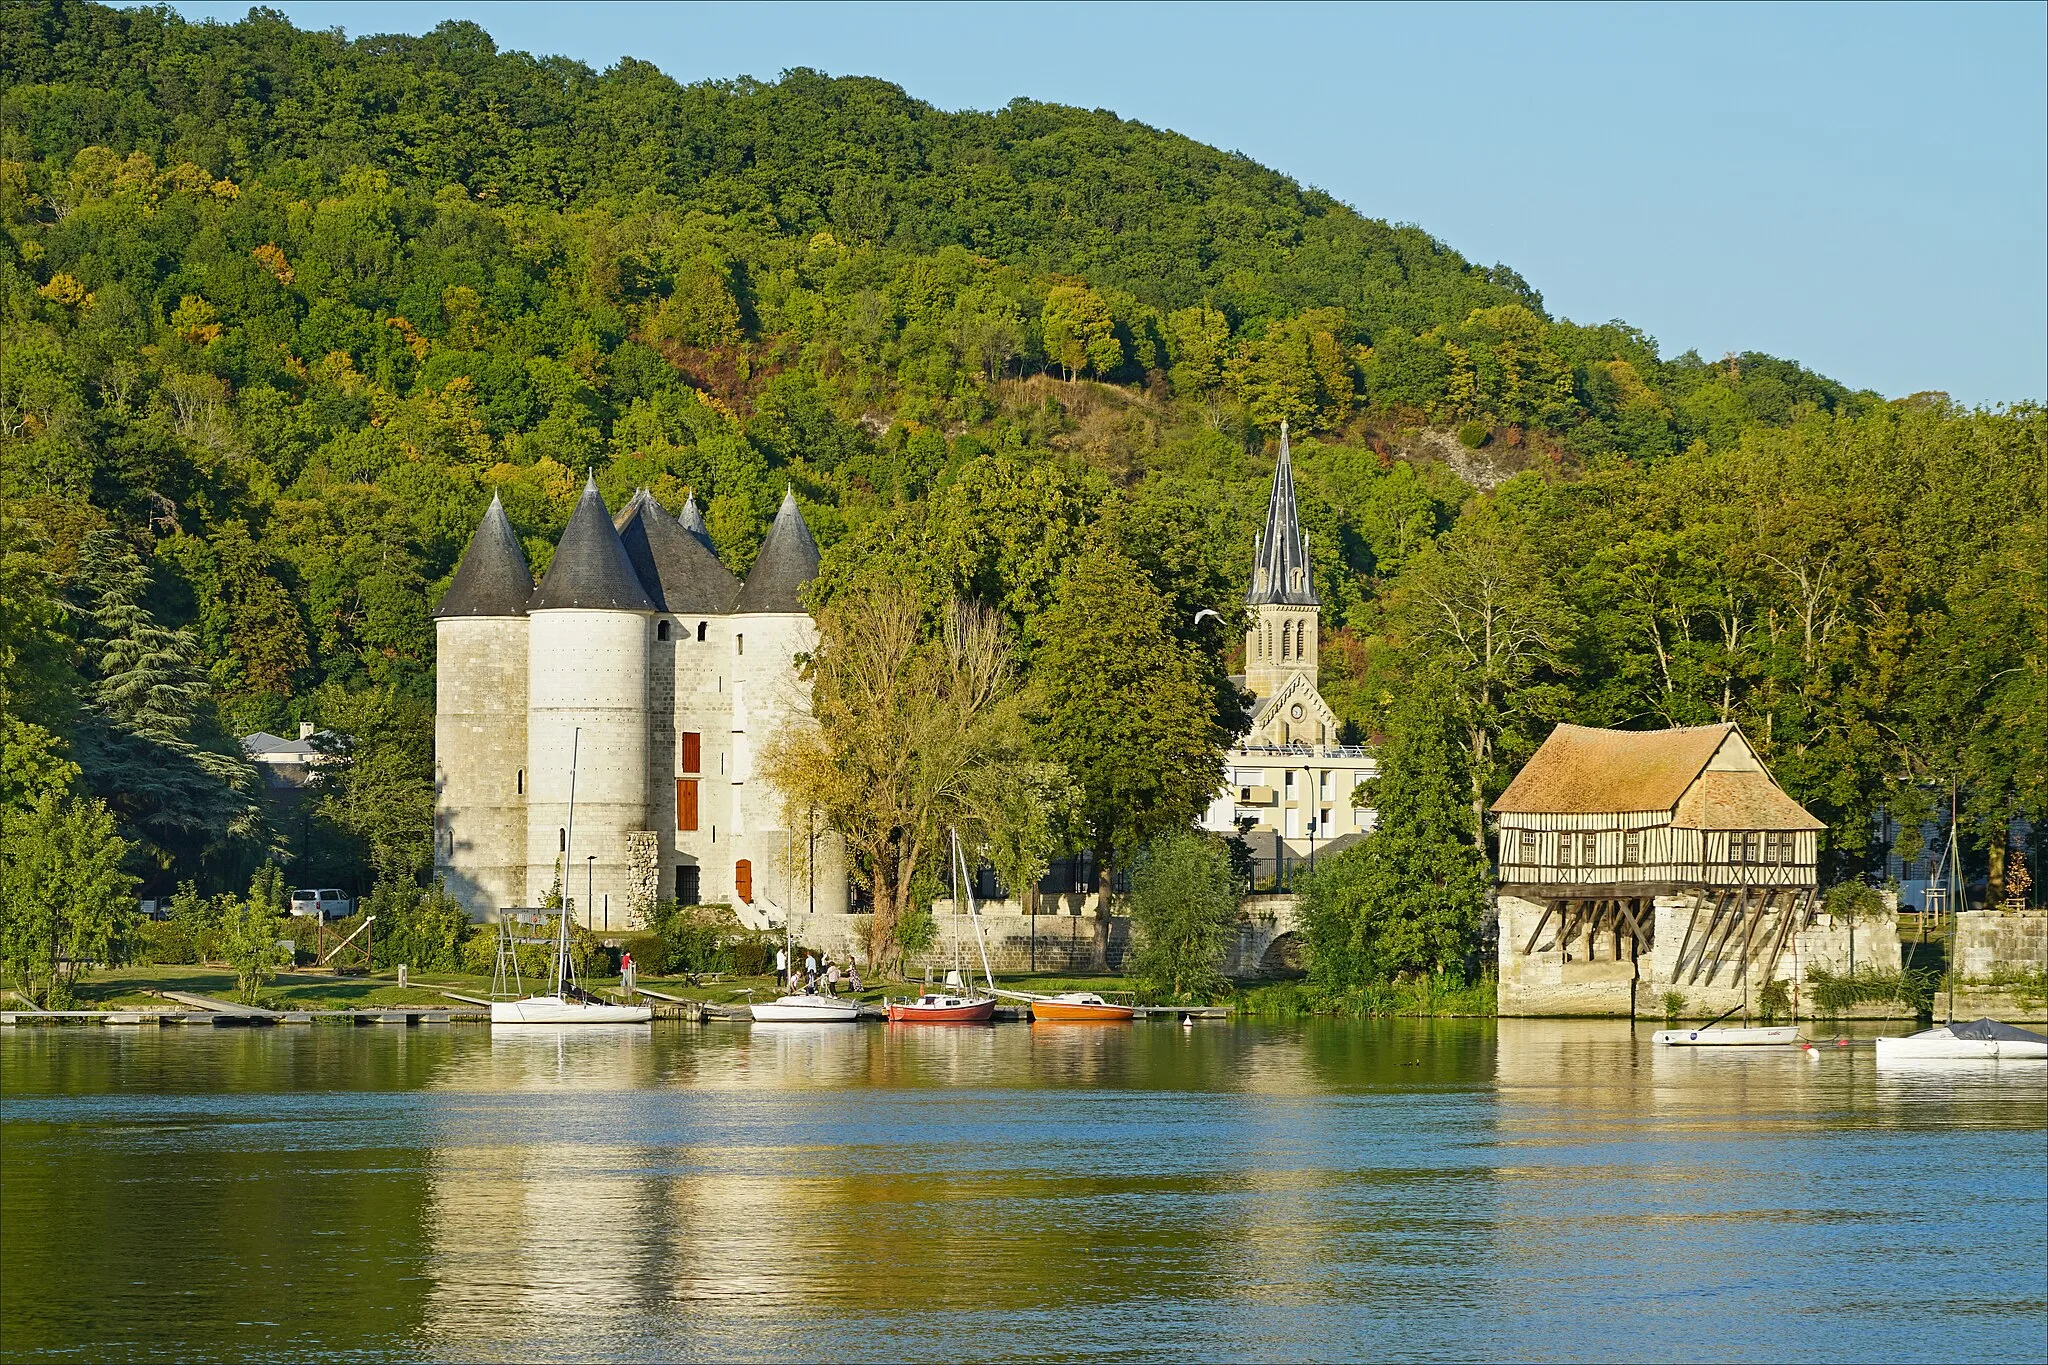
[2,1021,2043,1363]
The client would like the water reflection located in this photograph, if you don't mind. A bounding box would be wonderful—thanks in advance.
[3,1022,2042,1364]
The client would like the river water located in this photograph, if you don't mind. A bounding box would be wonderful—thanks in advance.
[2,1020,2043,1363]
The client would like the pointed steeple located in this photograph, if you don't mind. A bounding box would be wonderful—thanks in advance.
[530,474,656,612]
[677,492,713,552]
[615,488,740,615]
[435,491,534,618]
[1246,420,1317,606]
[733,486,821,614]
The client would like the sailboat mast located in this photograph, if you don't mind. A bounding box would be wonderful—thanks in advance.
[559,726,580,997]
[952,826,998,993]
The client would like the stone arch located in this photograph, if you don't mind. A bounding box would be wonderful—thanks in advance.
[1259,931,1307,978]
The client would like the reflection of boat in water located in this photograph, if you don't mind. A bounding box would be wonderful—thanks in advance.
[1875,1019,2048,1062]
[1651,1025,1799,1047]
[1029,992,1136,1023]
[491,729,651,1026]
[751,993,862,1023]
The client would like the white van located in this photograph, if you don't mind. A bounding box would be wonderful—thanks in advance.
[289,888,353,919]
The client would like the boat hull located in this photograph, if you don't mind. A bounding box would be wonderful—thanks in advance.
[751,996,862,1023]
[1876,1032,2048,1061]
[1030,999,1136,1022]
[887,997,996,1023]
[491,996,652,1024]
[1651,1026,1799,1047]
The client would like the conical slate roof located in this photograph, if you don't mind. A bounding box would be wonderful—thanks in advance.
[1247,420,1317,606]
[529,475,657,613]
[677,492,714,551]
[615,489,741,615]
[732,488,821,614]
[434,492,534,618]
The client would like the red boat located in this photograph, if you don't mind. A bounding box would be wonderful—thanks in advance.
[886,992,997,1023]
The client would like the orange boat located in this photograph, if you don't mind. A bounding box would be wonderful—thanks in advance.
[1028,992,1136,1022]
[887,992,996,1023]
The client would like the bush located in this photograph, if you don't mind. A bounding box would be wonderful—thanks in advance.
[1822,881,1886,920]
[1757,980,1791,1025]
[132,917,200,966]
[1805,966,1933,1022]
[1661,990,1687,1024]
[1457,420,1491,449]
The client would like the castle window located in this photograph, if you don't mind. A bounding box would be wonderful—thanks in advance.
[558,827,567,853]
[657,620,671,641]
[697,621,707,642]
[516,768,524,795]
[681,731,701,774]
[736,633,745,656]
[1281,626,1291,661]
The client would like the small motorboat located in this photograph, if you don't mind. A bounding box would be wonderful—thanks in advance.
[1875,1018,2048,1061]
[887,992,996,1023]
[1651,1025,1799,1047]
[1029,992,1136,1023]
[750,992,862,1023]
[491,994,651,1024]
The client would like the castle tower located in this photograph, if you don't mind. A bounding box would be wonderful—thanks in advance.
[1243,420,1320,700]
[433,492,533,917]
[615,488,741,908]
[728,488,844,918]
[526,475,656,929]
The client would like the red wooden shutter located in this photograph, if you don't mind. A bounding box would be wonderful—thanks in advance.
[676,779,699,832]
[681,731,701,774]
[734,859,753,903]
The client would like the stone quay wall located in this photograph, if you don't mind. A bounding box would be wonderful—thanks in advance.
[1498,890,1904,1020]
[1952,909,2048,979]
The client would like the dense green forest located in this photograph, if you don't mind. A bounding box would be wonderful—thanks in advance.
[2,2,2041,956]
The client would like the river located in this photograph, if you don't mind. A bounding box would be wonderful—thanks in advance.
[2,1020,2042,1362]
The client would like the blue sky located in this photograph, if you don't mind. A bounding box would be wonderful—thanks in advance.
[156,2,2046,405]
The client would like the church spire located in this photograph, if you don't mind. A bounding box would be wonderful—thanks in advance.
[1247,419,1317,606]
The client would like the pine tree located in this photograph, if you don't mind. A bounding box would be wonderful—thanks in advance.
[67,531,266,874]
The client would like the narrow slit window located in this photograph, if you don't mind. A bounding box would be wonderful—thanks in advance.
[657,620,671,641]
[736,633,745,656]
[697,621,708,642]
[516,768,524,795]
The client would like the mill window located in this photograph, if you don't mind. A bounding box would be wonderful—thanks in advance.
[1519,830,1538,862]
[1581,832,1600,864]
[1624,830,1641,864]
[1559,835,1574,868]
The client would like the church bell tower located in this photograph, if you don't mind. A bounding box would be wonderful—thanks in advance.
[1243,420,1319,700]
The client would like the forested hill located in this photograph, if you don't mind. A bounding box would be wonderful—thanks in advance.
[3,2,1538,334]
[1,1,2039,915]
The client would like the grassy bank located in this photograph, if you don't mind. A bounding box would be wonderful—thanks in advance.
[1235,973,1498,1019]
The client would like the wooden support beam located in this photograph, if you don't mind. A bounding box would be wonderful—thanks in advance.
[1676,892,1729,984]
[1733,885,1771,986]
[1752,890,1804,1000]
[1698,885,1753,987]
[1522,901,1560,957]
[1613,897,1651,946]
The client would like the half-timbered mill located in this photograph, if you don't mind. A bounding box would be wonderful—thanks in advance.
[1493,723,1845,1017]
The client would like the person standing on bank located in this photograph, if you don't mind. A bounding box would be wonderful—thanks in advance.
[775,946,788,987]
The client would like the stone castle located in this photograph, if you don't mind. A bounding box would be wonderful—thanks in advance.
[432,476,846,928]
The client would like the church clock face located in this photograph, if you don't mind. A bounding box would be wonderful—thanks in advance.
[1290,703,1304,720]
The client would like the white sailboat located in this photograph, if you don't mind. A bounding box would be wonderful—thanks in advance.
[749,889,860,1023]
[491,727,651,1025]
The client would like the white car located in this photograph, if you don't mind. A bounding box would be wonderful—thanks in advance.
[289,888,353,919]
